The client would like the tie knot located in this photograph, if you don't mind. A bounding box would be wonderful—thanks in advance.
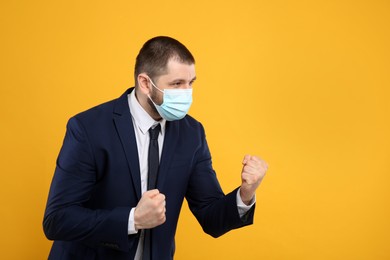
[149,124,161,140]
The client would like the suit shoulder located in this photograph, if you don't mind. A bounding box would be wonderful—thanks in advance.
[71,88,131,123]
[178,114,207,136]
[62,99,118,135]
[182,114,202,127]
[75,98,116,119]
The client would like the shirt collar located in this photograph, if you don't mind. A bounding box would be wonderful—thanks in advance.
[128,89,166,136]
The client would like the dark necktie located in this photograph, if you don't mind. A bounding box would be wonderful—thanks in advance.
[143,124,161,260]
[147,124,161,190]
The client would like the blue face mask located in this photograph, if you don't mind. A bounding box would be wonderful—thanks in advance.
[148,78,193,121]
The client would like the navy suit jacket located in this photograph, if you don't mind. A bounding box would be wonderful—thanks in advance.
[43,88,255,259]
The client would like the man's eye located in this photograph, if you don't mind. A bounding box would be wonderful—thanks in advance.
[171,82,181,87]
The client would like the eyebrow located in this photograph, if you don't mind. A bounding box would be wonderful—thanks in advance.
[170,76,197,83]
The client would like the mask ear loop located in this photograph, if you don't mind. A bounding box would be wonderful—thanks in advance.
[148,76,164,93]
[147,76,164,110]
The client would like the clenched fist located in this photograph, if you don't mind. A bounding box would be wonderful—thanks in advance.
[240,155,268,205]
[134,189,166,230]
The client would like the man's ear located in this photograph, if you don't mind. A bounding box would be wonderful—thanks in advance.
[137,73,151,95]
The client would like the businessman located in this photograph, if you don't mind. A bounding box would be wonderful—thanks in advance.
[43,36,268,260]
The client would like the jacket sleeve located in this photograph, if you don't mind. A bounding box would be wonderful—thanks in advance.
[185,123,255,238]
[43,117,136,252]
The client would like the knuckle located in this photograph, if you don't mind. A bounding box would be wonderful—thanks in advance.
[156,214,165,224]
[158,207,164,214]
[152,200,160,208]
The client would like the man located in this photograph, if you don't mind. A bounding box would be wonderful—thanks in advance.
[43,36,268,260]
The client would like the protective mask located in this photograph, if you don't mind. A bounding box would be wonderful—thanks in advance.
[147,78,193,121]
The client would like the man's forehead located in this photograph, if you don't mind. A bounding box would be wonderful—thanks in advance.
[164,59,196,79]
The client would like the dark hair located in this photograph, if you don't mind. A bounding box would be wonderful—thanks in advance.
[134,36,195,84]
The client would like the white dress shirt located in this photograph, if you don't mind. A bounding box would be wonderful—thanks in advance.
[127,89,254,259]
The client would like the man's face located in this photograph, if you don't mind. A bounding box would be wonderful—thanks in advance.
[149,59,196,106]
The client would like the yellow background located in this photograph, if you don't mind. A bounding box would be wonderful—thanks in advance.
[1,0,389,259]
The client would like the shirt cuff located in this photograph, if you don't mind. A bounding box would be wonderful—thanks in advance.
[236,188,256,218]
[128,208,138,235]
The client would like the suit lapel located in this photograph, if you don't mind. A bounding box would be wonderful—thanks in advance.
[113,88,142,200]
[157,120,179,190]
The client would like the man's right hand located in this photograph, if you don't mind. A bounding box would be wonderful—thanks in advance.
[134,189,166,230]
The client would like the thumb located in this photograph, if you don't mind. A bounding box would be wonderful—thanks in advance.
[242,154,251,165]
